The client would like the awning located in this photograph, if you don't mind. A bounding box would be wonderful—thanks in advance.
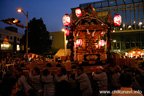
[54,49,71,57]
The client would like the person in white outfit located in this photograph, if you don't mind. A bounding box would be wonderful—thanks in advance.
[55,68,68,82]
[75,67,93,96]
[15,67,32,96]
[41,69,55,96]
[28,67,43,96]
[92,66,108,96]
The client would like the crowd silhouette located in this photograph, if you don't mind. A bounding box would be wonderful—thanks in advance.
[0,57,144,96]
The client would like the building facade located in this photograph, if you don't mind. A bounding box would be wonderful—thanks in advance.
[72,0,144,54]
[0,27,23,58]
[49,31,65,50]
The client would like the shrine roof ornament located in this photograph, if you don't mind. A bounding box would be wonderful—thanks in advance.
[72,4,112,31]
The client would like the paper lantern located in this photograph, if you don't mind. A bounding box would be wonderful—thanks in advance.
[62,14,70,26]
[100,32,105,36]
[114,14,122,26]
[4,38,8,42]
[99,40,105,46]
[75,8,82,17]
[64,28,70,36]
[76,39,82,47]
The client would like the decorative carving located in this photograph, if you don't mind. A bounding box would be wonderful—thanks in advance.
[70,4,110,62]
[107,13,113,25]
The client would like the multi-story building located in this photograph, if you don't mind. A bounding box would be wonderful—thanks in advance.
[0,26,23,58]
[49,31,71,58]
[49,31,65,50]
[72,0,144,53]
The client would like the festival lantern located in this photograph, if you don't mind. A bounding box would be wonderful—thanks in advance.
[64,28,70,36]
[100,32,105,36]
[99,40,105,47]
[75,8,82,17]
[62,14,70,26]
[76,39,82,47]
[114,14,122,26]
[4,38,8,42]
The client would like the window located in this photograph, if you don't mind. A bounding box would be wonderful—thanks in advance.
[95,3,101,8]
[126,42,130,49]
[109,1,116,6]
[113,43,116,49]
[117,43,120,49]
[131,42,135,47]
[102,2,108,7]
[117,0,124,5]
[7,35,9,39]
[136,43,140,47]
[0,34,1,38]
[17,38,20,41]
[10,36,12,40]
[49,36,53,40]
[17,45,20,51]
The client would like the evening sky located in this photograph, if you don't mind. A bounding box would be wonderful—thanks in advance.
[0,0,104,34]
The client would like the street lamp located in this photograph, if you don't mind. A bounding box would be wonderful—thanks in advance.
[61,28,67,56]
[17,8,29,62]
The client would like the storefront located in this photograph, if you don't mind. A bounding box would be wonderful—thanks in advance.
[124,47,144,58]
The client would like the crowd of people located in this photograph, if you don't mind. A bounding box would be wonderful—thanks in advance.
[0,57,144,96]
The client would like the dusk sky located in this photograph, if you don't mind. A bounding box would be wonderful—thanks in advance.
[0,0,104,34]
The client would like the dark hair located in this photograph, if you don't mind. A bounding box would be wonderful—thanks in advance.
[46,63,52,67]
[43,69,50,76]
[120,73,132,87]
[0,78,17,96]
[61,68,67,75]
[16,67,23,73]
[56,64,61,67]
[77,67,84,71]
[33,67,40,75]
[71,65,77,69]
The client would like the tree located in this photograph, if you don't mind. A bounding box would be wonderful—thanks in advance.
[20,18,52,55]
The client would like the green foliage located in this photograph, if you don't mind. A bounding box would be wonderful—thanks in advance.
[20,18,52,55]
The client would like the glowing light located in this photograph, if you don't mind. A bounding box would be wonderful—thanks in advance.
[4,38,8,42]
[120,28,122,30]
[1,44,10,48]
[138,51,141,54]
[113,40,116,42]
[75,8,82,17]
[62,14,70,26]
[76,39,82,47]
[17,9,23,13]
[125,52,128,56]
[128,25,131,29]
[17,45,20,51]
[100,32,104,36]
[61,28,65,32]
[114,14,122,26]
[139,22,142,26]
[66,40,68,44]
[13,19,19,23]
[133,51,135,54]
[123,24,125,27]
[99,40,105,46]
[64,28,70,36]
[133,21,136,24]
